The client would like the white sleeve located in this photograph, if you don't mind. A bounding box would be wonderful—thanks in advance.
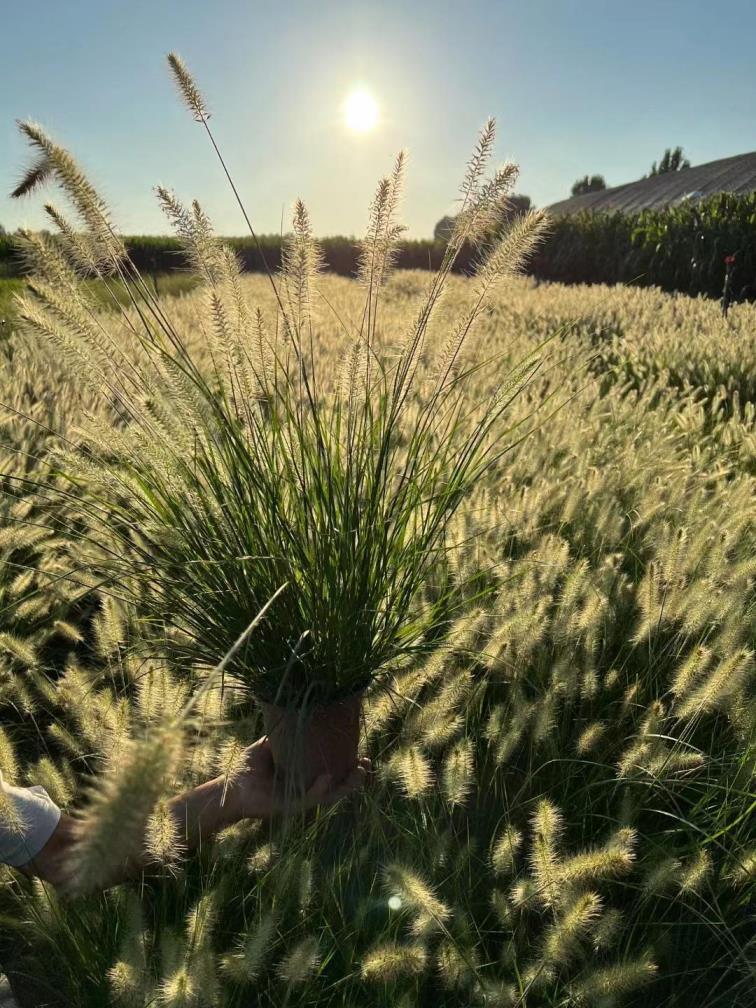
[0,772,62,868]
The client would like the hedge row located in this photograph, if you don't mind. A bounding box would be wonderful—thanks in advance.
[533,192,756,299]
[0,232,473,280]
[2,193,755,298]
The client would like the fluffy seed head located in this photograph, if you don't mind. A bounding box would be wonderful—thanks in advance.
[361,943,427,982]
[442,737,475,806]
[491,826,523,875]
[384,863,451,924]
[572,958,658,1002]
[167,53,210,121]
[277,935,321,985]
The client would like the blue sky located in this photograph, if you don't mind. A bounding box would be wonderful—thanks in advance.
[2,0,754,238]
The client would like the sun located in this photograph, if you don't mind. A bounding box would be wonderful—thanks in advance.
[344,87,378,133]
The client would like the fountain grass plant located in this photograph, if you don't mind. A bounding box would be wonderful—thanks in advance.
[10,54,550,711]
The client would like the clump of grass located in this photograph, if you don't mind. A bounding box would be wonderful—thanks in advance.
[12,55,549,709]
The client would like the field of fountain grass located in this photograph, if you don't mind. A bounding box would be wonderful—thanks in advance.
[0,272,754,1007]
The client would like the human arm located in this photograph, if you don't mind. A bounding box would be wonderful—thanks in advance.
[164,736,369,853]
[12,738,369,888]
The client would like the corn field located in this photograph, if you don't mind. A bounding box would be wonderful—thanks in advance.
[533,193,756,298]
[0,268,754,1006]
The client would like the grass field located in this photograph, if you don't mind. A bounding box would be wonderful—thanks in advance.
[0,273,197,331]
[0,280,23,331]
[0,269,753,1007]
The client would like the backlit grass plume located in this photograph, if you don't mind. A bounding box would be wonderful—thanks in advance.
[360,942,427,982]
[11,55,549,707]
[66,722,183,892]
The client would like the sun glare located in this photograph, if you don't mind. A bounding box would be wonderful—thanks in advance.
[344,87,378,133]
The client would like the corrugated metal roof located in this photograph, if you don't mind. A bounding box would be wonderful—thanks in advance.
[547,151,756,216]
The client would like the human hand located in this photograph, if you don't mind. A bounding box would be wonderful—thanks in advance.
[224,736,370,820]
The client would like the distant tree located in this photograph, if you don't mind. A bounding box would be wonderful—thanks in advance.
[507,193,531,214]
[571,175,607,197]
[434,195,531,242]
[433,215,456,241]
[647,146,690,176]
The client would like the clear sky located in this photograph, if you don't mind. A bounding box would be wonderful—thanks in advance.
[2,0,754,238]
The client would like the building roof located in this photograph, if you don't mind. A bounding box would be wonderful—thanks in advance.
[547,151,756,216]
